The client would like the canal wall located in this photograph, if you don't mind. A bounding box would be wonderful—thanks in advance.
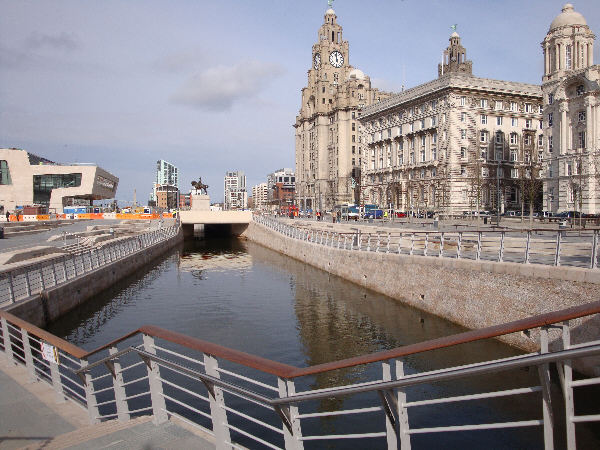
[244,221,600,374]
[6,228,183,328]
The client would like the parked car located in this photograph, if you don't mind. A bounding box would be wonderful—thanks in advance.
[395,211,407,218]
[364,209,383,219]
[556,211,582,218]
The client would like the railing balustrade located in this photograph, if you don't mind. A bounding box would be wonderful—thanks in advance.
[1,299,599,449]
[253,215,600,270]
[0,223,180,305]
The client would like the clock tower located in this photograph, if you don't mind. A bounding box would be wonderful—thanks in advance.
[295,7,391,212]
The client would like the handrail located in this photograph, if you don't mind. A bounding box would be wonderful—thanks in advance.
[2,299,599,379]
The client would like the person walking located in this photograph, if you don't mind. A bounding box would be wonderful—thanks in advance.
[5,211,9,222]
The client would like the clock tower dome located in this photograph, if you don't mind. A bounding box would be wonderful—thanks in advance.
[295,6,392,211]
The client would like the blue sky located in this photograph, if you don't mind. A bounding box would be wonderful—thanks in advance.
[1,0,598,204]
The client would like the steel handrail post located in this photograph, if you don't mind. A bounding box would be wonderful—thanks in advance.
[560,322,576,450]
[376,235,381,252]
[80,357,101,424]
[49,351,66,404]
[381,360,399,450]
[277,377,304,450]
[424,233,428,257]
[410,233,414,256]
[203,353,232,449]
[1,317,14,364]
[439,232,444,257]
[538,327,555,450]
[555,232,562,266]
[109,345,130,422]
[499,231,505,262]
[367,236,371,252]
[142,334,168,425]
[22,329,36,382]
[395,359,411,450]
[344,235,348,249]
[457,232,462,258]
[476,231,482,260]
[590,229,598,269]
[398,233,403,254]
[387,233,391,253]
[525,230,531,264]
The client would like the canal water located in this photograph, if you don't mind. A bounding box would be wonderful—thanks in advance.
[47,237,598,449]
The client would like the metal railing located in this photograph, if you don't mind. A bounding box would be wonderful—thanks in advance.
[0,223,180,305]
[1,300,599,449]
[254,215,600,269]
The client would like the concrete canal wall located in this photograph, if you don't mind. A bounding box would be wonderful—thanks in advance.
[6,229,183,328]
[244,221,600,373]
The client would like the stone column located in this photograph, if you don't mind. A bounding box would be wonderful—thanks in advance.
[560,101,569,155]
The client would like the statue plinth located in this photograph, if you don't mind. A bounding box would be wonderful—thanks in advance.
[191,192,210,211]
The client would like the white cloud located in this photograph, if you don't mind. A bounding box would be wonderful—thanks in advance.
[171,60,285,111]
[24,31,80,51]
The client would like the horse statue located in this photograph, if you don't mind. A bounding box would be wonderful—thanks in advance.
[191,178,209,195]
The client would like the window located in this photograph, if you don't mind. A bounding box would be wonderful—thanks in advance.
[495,101,503,111]
[432,167,437,177]
[480,99,488,108]
[498,167,504,177]
[420,149,426,162]
[410,152,415,164]
[431,100,438,109]
[496,116,503,126]
[352,111,356,119]
[496,150,503,161]
[495,132,503,144]
[539,120,543,130]
[0,160,11,185]
[480,131,488,142]
[548,113,553,127]
[481,147,488,160]
[482,167,489,177]
[431,116,437,126]
[421,135,426,147]
[538,135,544,147]
[460,112,467,122]
[566,45,572,69]
[511,117,518,127]
[461,166,467,177]
[525,119,532,129]
[432,147,437,160]
[352,145,356,154]
[578,131,586,149]
[510,102,518,112]
[548,93,554,104]
[524,135,532,146]
[566,161,572,176]
[432,133,437,144]
[460,96,466,106]
[510,133,518,145]
[352,122,356,131]
[481,114,488,125]
[420,119,425,129]
[525,103,532,113]
[33,173,82,204]
[576,85,584,96]
[460,147,467,159]
[548,136,553,153]
[352,135,356,142]
[578,111,586,122]
[461,129,467,139]
[510,149,517,161]
[511,168,519,179]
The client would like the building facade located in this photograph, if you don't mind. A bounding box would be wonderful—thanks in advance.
[150,159,178,204]
[541,3,599,214]
[267,168,295,207]
[359,33,544,215]
[0,148,118,213]
[294,7,391,212]
[224,170,247,210]
[252,182,269,210]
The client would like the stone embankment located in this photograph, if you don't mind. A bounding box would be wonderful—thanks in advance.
[2,220,183,327]
[244,218,599,373]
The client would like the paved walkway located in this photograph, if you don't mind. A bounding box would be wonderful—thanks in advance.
[0,360,215,449]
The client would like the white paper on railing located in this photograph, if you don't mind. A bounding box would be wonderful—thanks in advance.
[41,342,60,365]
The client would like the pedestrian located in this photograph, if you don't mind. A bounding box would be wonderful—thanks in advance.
[5,211,9,222]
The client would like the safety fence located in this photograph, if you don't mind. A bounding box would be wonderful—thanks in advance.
[0,223,180,305]
[254,216,600,269]
[3,212,176,222]
[1,300,599,449]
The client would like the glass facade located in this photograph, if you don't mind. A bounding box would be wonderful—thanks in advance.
[33,173,82,204]
[0,161,11,185]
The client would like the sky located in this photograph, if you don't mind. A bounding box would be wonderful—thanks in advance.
[1,0,599,204]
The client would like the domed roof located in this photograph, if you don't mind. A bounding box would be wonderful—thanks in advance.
[325,8,335,15]
[450,31,459,38]
[348,69,366,80]
[549,4,587,31]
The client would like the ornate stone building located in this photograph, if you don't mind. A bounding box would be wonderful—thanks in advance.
[359,33,543,215]
[541,3,599,214]
[294,7,391,212]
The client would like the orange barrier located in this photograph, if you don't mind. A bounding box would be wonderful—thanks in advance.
[36,215,50,221]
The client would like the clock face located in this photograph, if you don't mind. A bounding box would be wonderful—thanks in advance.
[329,50,344,68]
[314,53,321,70]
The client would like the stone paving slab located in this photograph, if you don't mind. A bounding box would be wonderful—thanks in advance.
[0,360,215,450]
